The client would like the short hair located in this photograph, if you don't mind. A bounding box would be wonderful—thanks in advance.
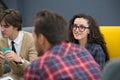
[33,9,69,45]
[0,9,22,31]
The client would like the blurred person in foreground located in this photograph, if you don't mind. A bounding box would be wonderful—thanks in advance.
[24,9,102,80]
[102,58,120,80]
[0,9,38,80]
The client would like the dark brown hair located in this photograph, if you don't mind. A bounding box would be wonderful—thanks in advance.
[0,9,22,31]
[33,9,69,45]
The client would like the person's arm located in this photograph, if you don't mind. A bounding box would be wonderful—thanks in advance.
[16,32,38,69]
[94,45,106,70]
[18,40,38,70]
[24,59,44,80]
[0,51,5,76]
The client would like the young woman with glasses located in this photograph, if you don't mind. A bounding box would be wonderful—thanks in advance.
[69,13,109,70]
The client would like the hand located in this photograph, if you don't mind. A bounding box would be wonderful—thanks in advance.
[0,51,5,64]
[4,51,21,63]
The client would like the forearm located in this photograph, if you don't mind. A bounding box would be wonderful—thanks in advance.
[8,60,30,76]
[18,59,30,70]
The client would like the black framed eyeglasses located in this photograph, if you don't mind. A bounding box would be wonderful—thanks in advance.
[71,24,89,32]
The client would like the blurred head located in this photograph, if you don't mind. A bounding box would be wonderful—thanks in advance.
[32,9,69,55]
[0,9,22,38]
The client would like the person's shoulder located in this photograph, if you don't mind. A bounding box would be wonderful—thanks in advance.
[23,31,32,35]
[88,42,100,46]
[87,43,102,49]
[104,58,120,68]
[21,31,34,43]
[22,31,33,38]
[30,57,41,67]
[102,58,120,80]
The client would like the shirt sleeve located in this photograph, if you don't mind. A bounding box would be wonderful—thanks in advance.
[94,45,106,70]
[24,59,44,80]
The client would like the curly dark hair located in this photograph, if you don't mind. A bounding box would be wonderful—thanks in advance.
[69,13,109,62]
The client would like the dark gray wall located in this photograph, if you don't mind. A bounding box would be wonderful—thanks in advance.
[2,0,120,27]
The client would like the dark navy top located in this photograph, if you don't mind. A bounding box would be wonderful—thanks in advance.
[86,43,105,70]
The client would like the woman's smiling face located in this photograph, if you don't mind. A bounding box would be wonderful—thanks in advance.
[72,18,90,40]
